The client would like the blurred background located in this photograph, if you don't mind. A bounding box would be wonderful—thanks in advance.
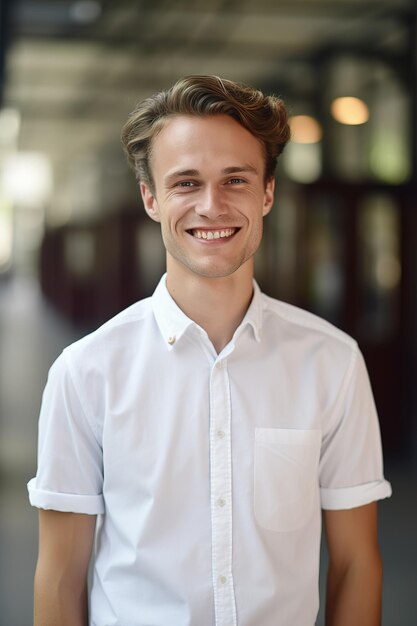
[0,0,416,624]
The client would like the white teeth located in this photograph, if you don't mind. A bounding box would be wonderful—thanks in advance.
[191,228,236,239]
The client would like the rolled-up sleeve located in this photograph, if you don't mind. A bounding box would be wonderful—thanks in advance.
[28,351,104,515]
[319,344,392,510]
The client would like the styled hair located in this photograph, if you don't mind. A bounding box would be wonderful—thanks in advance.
[121,75,291,191]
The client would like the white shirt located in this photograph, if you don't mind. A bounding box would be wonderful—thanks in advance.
[28,275,391,626]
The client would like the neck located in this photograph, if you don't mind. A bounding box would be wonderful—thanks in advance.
[166,258,254,354]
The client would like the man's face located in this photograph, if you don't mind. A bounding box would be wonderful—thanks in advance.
[140,114,274,280]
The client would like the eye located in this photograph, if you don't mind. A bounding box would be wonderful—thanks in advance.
[227,177,245,185]
[177,180,195,187]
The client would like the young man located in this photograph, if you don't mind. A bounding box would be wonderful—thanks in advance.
[29,75,391,626]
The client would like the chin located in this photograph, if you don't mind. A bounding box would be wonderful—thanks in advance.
[186,260,248,279]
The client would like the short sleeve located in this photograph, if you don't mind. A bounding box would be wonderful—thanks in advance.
[319,345,392,510]
[27,351,105,515]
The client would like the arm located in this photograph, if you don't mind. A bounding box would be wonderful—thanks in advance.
[34,510,96,626]
[323,502,382,626]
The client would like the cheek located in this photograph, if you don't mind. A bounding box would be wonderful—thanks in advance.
[158,210,183,239]
[241,188,268,210]
[162,196,193,219]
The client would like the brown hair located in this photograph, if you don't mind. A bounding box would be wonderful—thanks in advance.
[121,75,291,192]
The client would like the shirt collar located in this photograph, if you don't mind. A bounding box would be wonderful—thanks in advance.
[152,273,264,351]
[152,275,196,351]
[240,279,263,343]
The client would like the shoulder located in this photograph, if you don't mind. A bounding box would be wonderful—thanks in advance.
[62,296,155,371]
[262,293,353,344]
[260,292,358,367]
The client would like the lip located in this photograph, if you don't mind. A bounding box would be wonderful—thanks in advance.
[186,226,240,232]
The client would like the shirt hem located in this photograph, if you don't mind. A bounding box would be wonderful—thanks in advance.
[320,479,392,510]
[27,478,105,514]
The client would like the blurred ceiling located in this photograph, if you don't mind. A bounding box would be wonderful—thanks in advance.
[1,0,416,192]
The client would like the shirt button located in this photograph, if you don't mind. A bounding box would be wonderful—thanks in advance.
[216,429,225,439]
[217,498,226,508]
[167,335,176,345]
[218,575,227,585]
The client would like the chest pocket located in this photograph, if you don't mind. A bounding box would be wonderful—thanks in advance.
[254,428,322,532]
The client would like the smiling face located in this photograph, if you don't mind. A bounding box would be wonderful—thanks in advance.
[140,114,275,282]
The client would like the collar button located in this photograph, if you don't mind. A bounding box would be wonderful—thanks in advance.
[167,335,176,345]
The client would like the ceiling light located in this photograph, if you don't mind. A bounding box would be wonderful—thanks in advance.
[331,97,369,125]
[289,115,322,144]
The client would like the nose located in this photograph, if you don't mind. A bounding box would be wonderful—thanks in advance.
[194,185,227,219]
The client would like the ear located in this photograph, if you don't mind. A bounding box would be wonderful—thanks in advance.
[140,182,161,223]
[262,177,275,217]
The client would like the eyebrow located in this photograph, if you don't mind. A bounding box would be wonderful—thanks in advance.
[164,169,200,185]
[222,165,259,176]
[164,164,259,186]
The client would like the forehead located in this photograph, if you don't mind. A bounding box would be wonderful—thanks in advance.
[150,114,265,176]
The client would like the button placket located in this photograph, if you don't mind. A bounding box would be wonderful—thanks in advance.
[209,359,237,626]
